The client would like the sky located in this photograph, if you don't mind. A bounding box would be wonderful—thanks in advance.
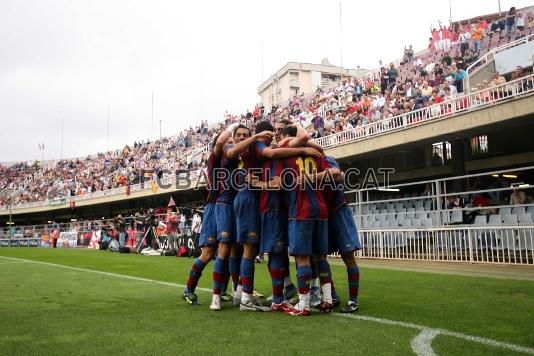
[0,0,531,162]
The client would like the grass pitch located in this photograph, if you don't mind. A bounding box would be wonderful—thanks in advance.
[0,248,532,355]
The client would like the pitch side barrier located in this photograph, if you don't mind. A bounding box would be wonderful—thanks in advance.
[0,213,194,250]
[340,165,534,264]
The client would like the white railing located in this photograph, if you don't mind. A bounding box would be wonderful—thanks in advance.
[356,225,534,265]
[465,33,534,92]
[314,73,534,149]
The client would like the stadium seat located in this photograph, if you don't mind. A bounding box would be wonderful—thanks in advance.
[361,216,370,230]
[450,210,463,224]
[488,214,502,226]
[441,211,450,225]
[473,215,487,225]
[422,218,433,227]
[416,211,428,220]
[370,220,381,230]
[518,213,534,225]
[512,207,526,216]
[499,207,512,216]
[503,214,518,225]
[406,208,416,219]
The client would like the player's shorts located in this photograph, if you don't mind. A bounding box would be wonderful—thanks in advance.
[198,203,217,248]
[328,205,361,254]
[260,210,288,254]
[215,202,235,244]
[233,191,260,245]
[288,219,328,256]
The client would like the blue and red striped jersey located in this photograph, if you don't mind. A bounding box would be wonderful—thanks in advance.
[236,141,266,192]
[215,145,238,204]
[324,156,347,212]
[205,151,220,204]
[259,158,285,213]
[281,153,328,220]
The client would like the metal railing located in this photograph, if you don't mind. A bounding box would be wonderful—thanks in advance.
[356,225,534,265]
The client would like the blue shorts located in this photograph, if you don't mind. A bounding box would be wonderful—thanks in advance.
[233,191,260,245]
[260,210,288,254]
[329,205,361,254]
[288,219,328,256]
[215,202,235,244]
[198,203,217,248]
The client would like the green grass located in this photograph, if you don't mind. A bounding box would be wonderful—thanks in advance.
[0,248,533,355]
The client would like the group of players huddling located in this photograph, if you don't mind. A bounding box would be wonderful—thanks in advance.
[182,119,361,316]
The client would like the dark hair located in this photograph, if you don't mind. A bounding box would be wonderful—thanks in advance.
[281,126,297,137]
[233,125,251,137]
[276,118,291,126]
[255,120,274,134]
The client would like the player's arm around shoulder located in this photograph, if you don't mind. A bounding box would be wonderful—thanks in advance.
[245,173,281,190]
[225,131,273,159]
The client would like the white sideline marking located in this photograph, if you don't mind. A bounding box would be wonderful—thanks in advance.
[0,255,210,293]
[1,255,534,355]
[411,329,439,356]
[0,261,29,265]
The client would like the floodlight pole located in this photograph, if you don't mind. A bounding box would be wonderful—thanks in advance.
[8,189,13,240]
[448,0,453,25]
[107,106,110,151]
[339,2,343,82]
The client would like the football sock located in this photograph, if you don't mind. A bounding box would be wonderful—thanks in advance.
[221,258,230,295]
[268,253,285,304]
[317,259,333,285]
[212,257,227,295]
[229,256,241,291]
[347,265,360,303]
[297,265,312,295]
[186,258,207,293]
[240,257,255,295]
[297,265,312,310]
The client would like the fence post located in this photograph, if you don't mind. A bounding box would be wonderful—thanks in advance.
[467,229,473,262]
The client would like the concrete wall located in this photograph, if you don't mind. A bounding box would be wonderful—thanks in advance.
[467,60,496,91]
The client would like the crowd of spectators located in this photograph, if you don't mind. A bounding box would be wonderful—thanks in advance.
[1,6,533,209]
